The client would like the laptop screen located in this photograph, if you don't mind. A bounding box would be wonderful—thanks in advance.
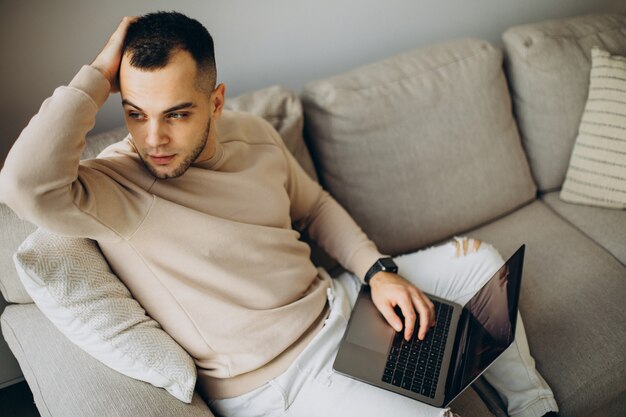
[457,245,525,390]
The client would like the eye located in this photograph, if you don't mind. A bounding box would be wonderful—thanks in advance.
[167,112,188,120]
[127,112,145,120]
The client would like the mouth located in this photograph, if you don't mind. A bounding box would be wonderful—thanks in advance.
[149,154,176,165]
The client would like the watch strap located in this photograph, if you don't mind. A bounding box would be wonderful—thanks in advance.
[364,257,398,284]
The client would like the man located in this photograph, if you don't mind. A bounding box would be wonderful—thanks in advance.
[0,12,558,417]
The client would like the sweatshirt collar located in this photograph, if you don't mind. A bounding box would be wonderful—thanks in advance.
[194,140,224,170]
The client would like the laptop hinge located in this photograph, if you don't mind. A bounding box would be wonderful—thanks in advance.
[444,308,470,404]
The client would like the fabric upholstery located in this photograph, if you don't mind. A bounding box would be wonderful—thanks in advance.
[14,229,197,403]
[560,47,626,209]
[0,203,36,303]
[466,200,626,417]
[1,303,214,417]
[502,13,626,192]
[542,191,626,265]
[224,84,318,182]
[302,38,536,256]
[80,126,128,160]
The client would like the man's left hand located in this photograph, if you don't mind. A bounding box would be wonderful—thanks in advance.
[369,272,436,341]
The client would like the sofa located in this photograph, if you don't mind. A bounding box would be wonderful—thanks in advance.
[1,12,624,417]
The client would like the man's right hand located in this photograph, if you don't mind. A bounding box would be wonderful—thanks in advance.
[91,16,137,93]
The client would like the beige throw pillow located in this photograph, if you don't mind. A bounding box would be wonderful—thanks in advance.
[560,47,626,209]
[14,229,197,403]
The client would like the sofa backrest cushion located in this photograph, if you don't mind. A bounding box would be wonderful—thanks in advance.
[302,38,536,256]
[224,85,319,182]
[502,13,626,192]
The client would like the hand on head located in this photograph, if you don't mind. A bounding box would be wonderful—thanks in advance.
[91,16,138,93]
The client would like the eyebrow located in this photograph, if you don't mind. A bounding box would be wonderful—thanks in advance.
[122,99,196,114]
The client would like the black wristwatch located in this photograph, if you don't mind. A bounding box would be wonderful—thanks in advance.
[364,257,398,284]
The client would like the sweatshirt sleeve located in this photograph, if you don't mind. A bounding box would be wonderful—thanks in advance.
[272,130,384,283]
[0,65,151,241]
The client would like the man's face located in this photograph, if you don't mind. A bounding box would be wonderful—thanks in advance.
[119,49,223,179]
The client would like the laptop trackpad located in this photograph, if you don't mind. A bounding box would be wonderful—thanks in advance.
[345,294,395,354]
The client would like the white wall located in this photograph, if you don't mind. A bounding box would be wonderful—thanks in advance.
[1,0,625,164]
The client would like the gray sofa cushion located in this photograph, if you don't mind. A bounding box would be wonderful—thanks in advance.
[0,204,36,303]
[502,13,626,192]
[224,85,318,182]
[466,200,626,417]
[302,38,536,256]
[80,126,129,160]
[542,191,626,265]
[1,303,214,417]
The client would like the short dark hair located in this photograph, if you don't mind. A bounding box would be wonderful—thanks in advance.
[122,11,216,91]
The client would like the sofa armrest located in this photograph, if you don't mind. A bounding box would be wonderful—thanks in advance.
[0,304,213,417]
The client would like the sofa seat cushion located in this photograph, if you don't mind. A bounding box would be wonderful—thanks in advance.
[465,200,626,417]
[302,38,536,256]
[542,191,626,265]
[503,13,626,192]
[0,303,214,417]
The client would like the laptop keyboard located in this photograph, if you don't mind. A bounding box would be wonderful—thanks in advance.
[382,301,452,398]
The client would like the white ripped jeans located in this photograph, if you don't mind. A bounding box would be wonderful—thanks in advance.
[207,239,558,417]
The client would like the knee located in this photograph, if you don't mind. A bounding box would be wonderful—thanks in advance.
[451,236,481,257]
[451,236,503,262]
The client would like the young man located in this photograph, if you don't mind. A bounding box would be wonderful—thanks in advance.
[0,12,558,417]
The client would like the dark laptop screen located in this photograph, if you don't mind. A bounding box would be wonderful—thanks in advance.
[457,245,525,390]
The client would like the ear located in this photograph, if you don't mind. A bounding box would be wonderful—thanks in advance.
[210,83,226,119]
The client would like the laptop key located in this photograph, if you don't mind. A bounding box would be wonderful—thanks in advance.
[401,378,412,390]
[392,371,403,386]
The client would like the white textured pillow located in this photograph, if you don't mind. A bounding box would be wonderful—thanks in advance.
[13,229,197,403]
[560,47,626,209]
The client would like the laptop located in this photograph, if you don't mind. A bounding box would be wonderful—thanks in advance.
[333,244,525,407]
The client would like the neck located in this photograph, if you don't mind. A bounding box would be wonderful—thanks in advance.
[195,120,219,163]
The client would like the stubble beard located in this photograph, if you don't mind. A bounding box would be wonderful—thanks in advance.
[141,120,211,180]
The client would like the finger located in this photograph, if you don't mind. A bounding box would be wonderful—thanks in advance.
[412,294,434,341]
[396,295,417,341]
[376,301,403,333]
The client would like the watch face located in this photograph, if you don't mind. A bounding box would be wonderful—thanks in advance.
[379,258,398,271]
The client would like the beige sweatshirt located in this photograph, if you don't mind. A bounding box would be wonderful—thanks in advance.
[0,65,384,400]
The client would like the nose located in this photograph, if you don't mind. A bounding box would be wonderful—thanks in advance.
[145,120,170,149]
